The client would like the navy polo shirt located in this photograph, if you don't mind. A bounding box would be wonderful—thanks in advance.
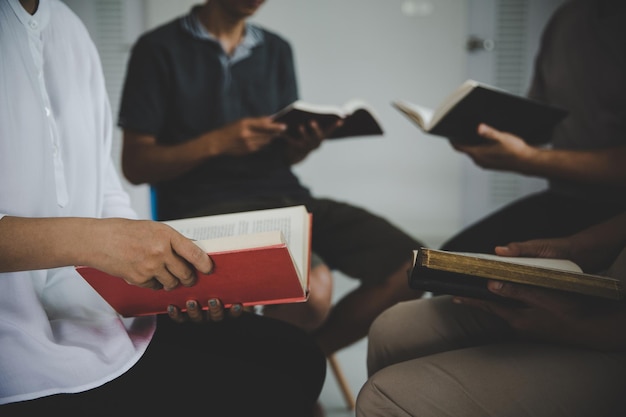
[118,11,310,220]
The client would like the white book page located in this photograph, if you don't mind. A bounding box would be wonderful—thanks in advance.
[341,99,374,114]
[164,206,309,276]
[193,231,285,253]
[282,100,346,117]
[455,251,582,273]
[393,100,433,129]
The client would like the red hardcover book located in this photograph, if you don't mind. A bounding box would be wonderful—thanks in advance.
[76,206,312,317]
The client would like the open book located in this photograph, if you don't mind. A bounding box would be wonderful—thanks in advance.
[410,248,623,302]
[393,79,567,145]
[272,99,384,139]
[76,205,312,317]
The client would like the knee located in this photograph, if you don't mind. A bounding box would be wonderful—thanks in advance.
[366,306,400,376]
[356,373,409,417]
[381,259,424,302]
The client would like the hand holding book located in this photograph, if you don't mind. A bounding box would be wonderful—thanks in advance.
[76,206,312,317]
[410,247,623,302]
[272,99,384,140]
[393,79,567,145]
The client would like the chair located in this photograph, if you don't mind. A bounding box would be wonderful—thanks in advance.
[328,354,355,410]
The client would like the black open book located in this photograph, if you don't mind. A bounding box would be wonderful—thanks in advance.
[272,99,383,139]
[393,80,568,145]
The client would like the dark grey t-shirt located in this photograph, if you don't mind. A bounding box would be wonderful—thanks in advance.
[527,0,626,204]
[118,13,310,220]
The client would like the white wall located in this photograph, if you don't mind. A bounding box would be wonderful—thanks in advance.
[145,0,469,248]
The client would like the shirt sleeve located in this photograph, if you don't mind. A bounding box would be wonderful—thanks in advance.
[117,35,169,136]
[278,39,299,107]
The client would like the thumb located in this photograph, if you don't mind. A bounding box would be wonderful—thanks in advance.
[495,240,545,258]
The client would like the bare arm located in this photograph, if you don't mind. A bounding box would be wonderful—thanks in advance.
[0,216,212,290]
[455,212,626,351]
[495,211,626,272]
[452,124,626,187]
[122,117,287,184]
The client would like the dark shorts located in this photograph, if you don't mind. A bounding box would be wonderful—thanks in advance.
[188,197,423,286]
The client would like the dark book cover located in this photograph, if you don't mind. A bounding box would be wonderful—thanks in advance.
[430,85,568,145]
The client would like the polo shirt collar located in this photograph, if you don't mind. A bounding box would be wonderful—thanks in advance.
[181,6,264,63]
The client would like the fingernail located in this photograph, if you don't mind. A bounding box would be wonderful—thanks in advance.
[186,300,197,309]
[491,281,504,291]
[232,304,242,312]
[209,299,217,307]
[167,305,176,314]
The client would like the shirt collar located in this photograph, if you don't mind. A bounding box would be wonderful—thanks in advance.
[8,0,50,33]
[180,6,264,61]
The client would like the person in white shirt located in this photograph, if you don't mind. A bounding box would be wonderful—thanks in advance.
[0,1,325,416]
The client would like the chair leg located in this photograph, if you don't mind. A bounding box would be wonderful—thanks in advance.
[328,354,355,410]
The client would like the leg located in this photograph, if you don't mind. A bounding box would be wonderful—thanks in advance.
[305,198,425,355]
[314,259,422,355]
[365,296,511,376]
[263,263,334,332]
[357,297,626,417]
[357,343,626,417]
[2,314,327,417]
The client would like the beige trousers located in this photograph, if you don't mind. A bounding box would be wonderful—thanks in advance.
[357,291,626,417]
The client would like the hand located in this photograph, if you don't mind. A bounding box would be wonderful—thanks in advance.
[494,236,606,273]
[167,298,245,323]
[450,123,537,172]
[91,218,213,291]
[494,237,574,264]
[211,117,287,156]
[284,119,343,164]
[454,280,626,351]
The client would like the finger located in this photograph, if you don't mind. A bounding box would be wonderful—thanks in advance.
[154,271,180,291]
[250,118,287,135]
[488,280,575,311]
[453,294,519,321]
[229,303,244,319]
[185,300,204,323]
[317,119,341,139]
[138,277,164,290]
[170,233,213,275]
[207,298,225,322]
[477,123,501,140]
[165,255,198,288]
[167,304,186,323]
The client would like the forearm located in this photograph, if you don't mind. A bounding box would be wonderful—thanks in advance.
[0,216,102,272]
[519,146,626,186]
[122,131,220,184]
[567,212,626,272]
